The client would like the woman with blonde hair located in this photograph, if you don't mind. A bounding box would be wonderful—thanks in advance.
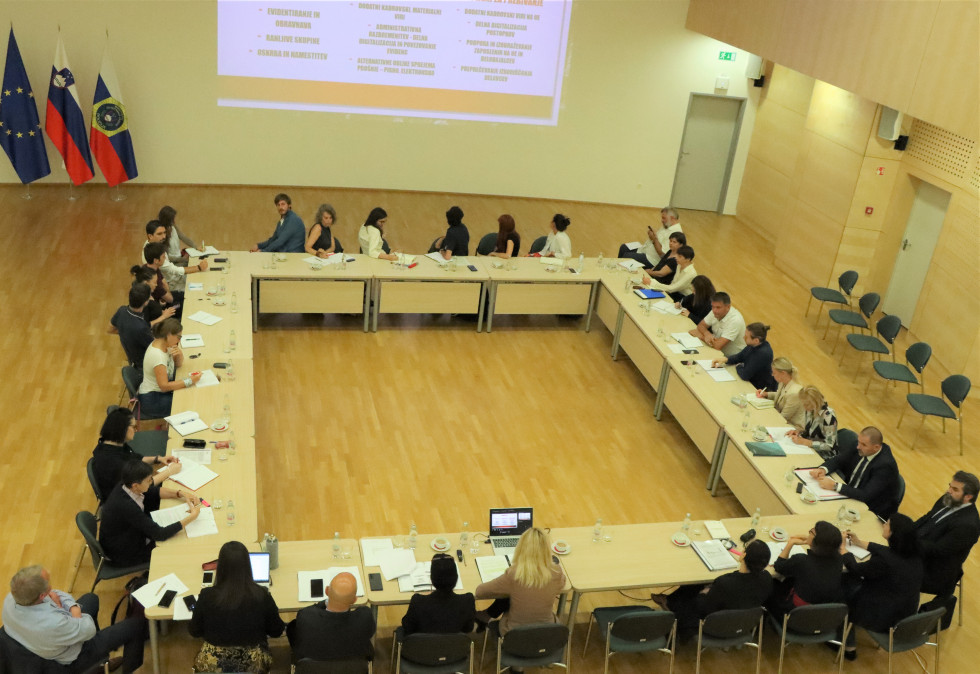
[758,356,805,428]
[787,385,839,457]
[474,527,565,637]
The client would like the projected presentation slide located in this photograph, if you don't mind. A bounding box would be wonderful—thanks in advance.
[217,0,573,125]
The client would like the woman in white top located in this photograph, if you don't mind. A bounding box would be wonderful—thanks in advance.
[137,318,201,418]
[757,356,806,428]
[643,244,697,300]
[158,205,197,265]
[536,213,572,259]
[357,207,398,261]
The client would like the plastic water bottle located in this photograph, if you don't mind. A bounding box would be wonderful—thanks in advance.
[223,394,231,418]
[408,523,418,550]
[682,513,692,532]
[231,291,238,314]
[228,431,236,455]
[459,522,469,549]
[577,252,584,273]
[597,251,604,269]
[226,500,236,526]
[229,329,236,351]
[332,532,341,559]
[218,278,226,296]
[592,518,603,543]
[751,507,761,528]
[225,358,236,380]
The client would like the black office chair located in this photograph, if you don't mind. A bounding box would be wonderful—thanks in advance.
[72,511,150,593]
[867,341,931,395]
[333,238,344,254]
[695,607,764,674]
[895,474,906,511]
[833,428,859,456]
[393,631,473,674]
[104,404,168,458]
[121,366,142,417]
[482,622,569,674]
[840,314,901,370]
[807,270,858,325]
[584,606,676,674]
[528,235,548,255]
[293,657,372,673]
[0,626,110,673]
[767,603,849,674]
[864,607,945,674]
[826,291,879,347]
[475,233,498,256]
[900,374,971,455]
[427,237,443,254]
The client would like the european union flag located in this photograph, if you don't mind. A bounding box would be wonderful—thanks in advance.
[0,28,51,183]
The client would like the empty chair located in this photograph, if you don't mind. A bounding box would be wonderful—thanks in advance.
[293,657,373,673]
[807,270,858,324]
[86,458,106,515]
[826,291,880,346]
[867,342,931,395]
[863,607,945,674]
[768,603,849,674]
[840,314,901,368]
[900,374,971,455]
[528,235,548,255]
[484,622,569,674]
[475,232,498,256]
[695,607,764,674]
[584,606,676,674]
[72,511,150,593]
[394,632,473,674]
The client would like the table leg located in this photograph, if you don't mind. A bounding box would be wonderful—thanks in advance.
[149,619,160,674]
[372,280,380,332]
[251,278,259,333]
[565,591,581,638]
[653,361,670,420]
[610,307,625,359]
[486,282,497,333]
[707,431,728,495]
[362,280,371,333]
[584,282,598,332]
[476,281,486,333]
[557,591,567,617]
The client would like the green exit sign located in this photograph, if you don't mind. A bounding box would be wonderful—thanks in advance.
[719,51,736,62]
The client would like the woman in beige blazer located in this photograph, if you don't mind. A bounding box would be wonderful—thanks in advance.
[757,356,805,428]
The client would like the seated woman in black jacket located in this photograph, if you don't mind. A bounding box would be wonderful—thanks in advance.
[676,275,714,326]
[712,322,776,390]
[767,520,844,620]
[98,460,200,567]
[840,513,924,660]
[90,407,181,499]
[401,553,475,636]
[191,541,286,673]
[644,231,686,283]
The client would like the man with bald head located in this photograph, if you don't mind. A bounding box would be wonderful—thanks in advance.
[809,426,901,518]
[287,571,376,663]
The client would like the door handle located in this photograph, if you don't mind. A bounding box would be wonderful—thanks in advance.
[902,239,910,251]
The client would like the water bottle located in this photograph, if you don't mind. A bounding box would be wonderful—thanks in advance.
[229,329,236,351]
[223,394,231,418]
[226,500,236,526]
[682,513,692,532]
[225,358,236,380]
[750,507,761,528]
[218,278,226,296]
[459,522,469,549]
[263,533,279,570]
[332,532,341,559]
[597,251,604,269]
[742,407,752,431]
[231,291,238,314]
[408,523,418,550]
[577,252,584,273]
[228,431,237,455]
[592,518,603,543]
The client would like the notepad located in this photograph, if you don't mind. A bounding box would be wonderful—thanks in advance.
[651,300,682,315]
[671,332,703,349]
[180,334,205,348]
[185,246,220,257]
[624,241,642,251]
[132,573,188,609]
[360,538,394,566]
[539,256,563,266]
[691,540,739,571]
[297,567,365,602]
[697,360,736,382]
[377,548,416,581]
[171,449,211,464]
[703,521,732,540]
[768,427,814,455]
[397,561,465,593]
[151,503,219,538]
[165,411,208,436]
[187,311,222,326]
[619,259,645,272]
[476,555,511,583]
[194,370,221,388]
[168,458,219,491]
[794,469,847,501]
[745,396,774,409]
[766,542,806,562]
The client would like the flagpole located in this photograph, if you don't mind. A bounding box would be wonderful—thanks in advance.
[111,184,126,202]
[21,183,33,200]
[67,182,77,201]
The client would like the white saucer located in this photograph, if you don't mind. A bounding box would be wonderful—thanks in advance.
[210,422,228,432]
[430,538,451,552]
[770,528,788,542]
[671,532,691,547]
[552,541,571,556]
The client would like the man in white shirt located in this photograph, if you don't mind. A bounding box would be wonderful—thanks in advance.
[617,207,682,267]
[690,291,746,356]
[143,220,207,292]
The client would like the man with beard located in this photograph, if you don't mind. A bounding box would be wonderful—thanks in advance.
[914,471,980,596]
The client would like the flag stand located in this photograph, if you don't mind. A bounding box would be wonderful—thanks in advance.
[67,183,78,201]
[21,184,33,200]
[110,185,126,202]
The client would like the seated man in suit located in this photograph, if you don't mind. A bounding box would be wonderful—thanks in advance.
[2,565,144,672]
[914,471,980,596]
[809,426,900,518]
[287,571,375,663]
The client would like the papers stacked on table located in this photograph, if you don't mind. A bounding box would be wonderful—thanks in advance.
[794,469,847,500]
[697,360,736,382]
[168,458,219,491]
[377,549,416,581]
[194,370,220,388]
[297,567,365,602]
[539,256,563,266]
[165,411,208,436]
[180,334,205,348]
[619,259,645,272]
[691,540,739,571]
[360,538,394,566]
[476,555,511,583]
[651,300,682,315]
[703,521,731,540]
[185,246,220,257]
[745,395,774,409]
[132,573,188,609]
[766,542,806,561]
[397,561,464,593]
[671,332,703,349]
[171,448,211,464]
[150,503,219,538]
[768,427,817,455]
[187,311,222,326]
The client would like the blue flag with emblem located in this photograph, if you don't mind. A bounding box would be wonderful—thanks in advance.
[0,28,51,183]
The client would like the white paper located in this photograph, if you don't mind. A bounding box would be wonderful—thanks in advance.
[172,449,211,464]
[539,256,563,266]
[397,561,464,593]
[425,251,447,264]
[767,427,815,455]
[187,282,204,291]
[360,538,394,566]
[185,506,219,538]
[745,396,775,409]
[180,334,205,348]
[165,411,208,437]
[150,503,190,528]
[667,344,686,354]
[651,300,682,315]
[194,370,221,388]
[691,540,739,571]
[703,521,731,540]
[133,573,189,608]
[378,548,417,581]
[297,567,365,602]
[671,332,703,349]
[794,469,847,501]
[619,259,644,272]
[696,360,736,382]
[185,246,220,257]
[475,555,510,583]
[766,542,807,562]
[187,311,222,326]
[846,544,872,560]
[169,458,219,491]
[395,254,417,266]
[624,242,642,251]
[172,595,194,620]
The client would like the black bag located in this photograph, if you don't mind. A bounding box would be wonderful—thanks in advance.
[919,594,956,631]
[110,572,149,625]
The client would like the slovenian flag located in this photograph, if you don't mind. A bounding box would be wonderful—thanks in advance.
[89,45,137,186]
[0,27,51,184]
[45,35,94,185]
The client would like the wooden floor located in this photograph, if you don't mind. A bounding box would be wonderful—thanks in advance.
[0,183,975,673]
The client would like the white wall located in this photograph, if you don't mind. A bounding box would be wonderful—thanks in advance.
[1,0,758,210]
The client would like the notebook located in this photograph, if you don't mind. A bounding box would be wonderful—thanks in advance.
[489,507,533,557]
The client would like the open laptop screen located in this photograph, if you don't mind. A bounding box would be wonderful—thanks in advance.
[489,507,534,537]
[248,552,271,583]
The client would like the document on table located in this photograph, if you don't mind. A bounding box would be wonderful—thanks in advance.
[667,344,687,354]
[651,299,682,315]
[671,332,703,349]
[377,548,416,581]
[168,458,219,491]
[185,246,221,257]
[297,567,365,601]
[540,256,563,266]
[476,555,511,583]
[624,241,642,251]
[619,259,644,272]
[767,427,814,455]
[397,561,464,593]
[360,538,394,566]
[180,334,205,348]
[173,595,194,621]
[187,310,222,326]
[703,520,731,540]
[165,411,208,436]
[151,503,219,538]
[172,449,211,464]
[766,542,806,561]
[697,360,736,382]
[192,370,220,388]
[691,540,739,571]
[132,573,188,609]
[846,544,871,560]
[187,282,204,291]
[425,251,446,264]
[745,395,774,409]
[794,469,847,501]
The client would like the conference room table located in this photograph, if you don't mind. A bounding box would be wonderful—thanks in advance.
[552,511,885,638]
[145,538,365,674]
[484,257,601,332]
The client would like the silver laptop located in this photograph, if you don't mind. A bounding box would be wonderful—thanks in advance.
[489,507,534,557]
[249,552,272,587]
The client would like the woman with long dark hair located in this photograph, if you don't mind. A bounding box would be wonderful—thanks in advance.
[488,214,520,259]
[357,207,398,261]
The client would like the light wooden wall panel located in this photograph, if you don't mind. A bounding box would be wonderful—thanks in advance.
[748,100,808,176]
[736,155,792,242]
[795,132,864,224]
[764,64,814,115]
[776,199,845,291]
[805,82,878,155]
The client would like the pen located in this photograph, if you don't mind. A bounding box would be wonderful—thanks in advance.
[155,584,166,598]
